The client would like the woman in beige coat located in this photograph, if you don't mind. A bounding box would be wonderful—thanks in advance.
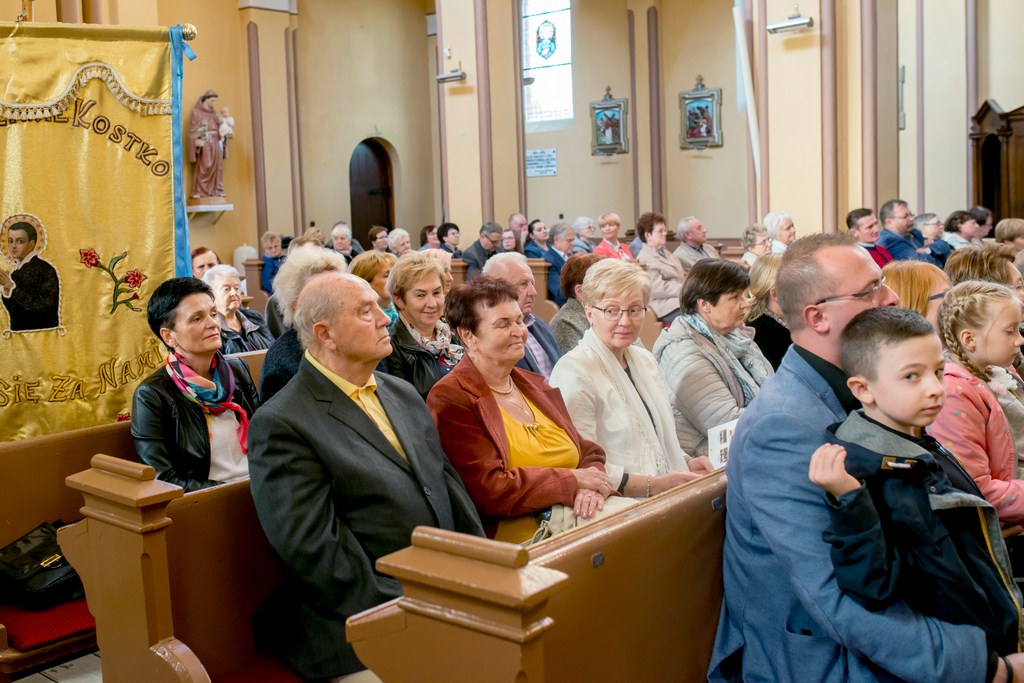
[635,212,686,324]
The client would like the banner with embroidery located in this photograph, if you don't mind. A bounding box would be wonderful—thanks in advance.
[0,22,192,440]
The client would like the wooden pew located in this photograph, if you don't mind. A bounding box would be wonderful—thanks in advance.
[61,454,725,682]
[0,421,136,683]
[347,470,727,681]
[59,456,297,683]
[228,348,267,391]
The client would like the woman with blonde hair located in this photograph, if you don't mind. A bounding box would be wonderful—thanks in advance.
[995,217,1024,255]
[945,242,1024,307]
[592,212,633,260]
[385,253,462,399]
[348,250,398,324]
[744,254,790,370]
[929,281,1024,517]
[550,259,712,499]
[881,260,949,330]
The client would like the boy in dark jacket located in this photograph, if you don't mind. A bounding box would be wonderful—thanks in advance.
[808,307,1022,678]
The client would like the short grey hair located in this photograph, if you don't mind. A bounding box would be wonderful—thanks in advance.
[202,264,241,287]
[741,224,768,250]
[912,213,938,232]
[273,247,348,327]
[294,272,355,351]
[331,222,352,238]
[581,258,651,307]
[573,216,596,232]
[482,251,529,277]
[762,211,791,238]
[676,216,698,236]
[386,228,410,250]
[550,222,571,241]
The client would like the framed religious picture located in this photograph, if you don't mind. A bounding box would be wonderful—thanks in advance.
[679,76,723,149]
[590,87,629,155]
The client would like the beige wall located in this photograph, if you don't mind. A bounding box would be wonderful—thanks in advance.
[297,0,438,240]
[979,0,1024,112]
[437,0,485,237]
[921,0,968,216]
[662,0,749,236]
[763,0,822,235]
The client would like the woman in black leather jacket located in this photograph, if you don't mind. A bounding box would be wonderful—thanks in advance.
[384,253,462,400]
[131,277,259,492]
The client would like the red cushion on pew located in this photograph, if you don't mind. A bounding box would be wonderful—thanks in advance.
[214,653,304,683]
[0,599,95,651]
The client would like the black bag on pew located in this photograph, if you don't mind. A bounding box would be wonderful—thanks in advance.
[0,521,84,611]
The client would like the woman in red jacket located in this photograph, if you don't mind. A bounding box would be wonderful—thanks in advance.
[427,277,612,542]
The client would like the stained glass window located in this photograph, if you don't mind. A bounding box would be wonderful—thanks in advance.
[522,0,572,123]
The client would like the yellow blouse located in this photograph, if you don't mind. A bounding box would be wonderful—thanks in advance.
[493,394,581,544]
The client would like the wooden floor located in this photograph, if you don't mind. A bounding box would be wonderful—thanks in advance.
[17,653,101,682]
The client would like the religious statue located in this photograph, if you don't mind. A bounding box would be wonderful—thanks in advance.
[187,90,225,201]
[218,107,235,159]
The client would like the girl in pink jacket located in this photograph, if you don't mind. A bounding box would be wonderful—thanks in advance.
[929,281,1024,522]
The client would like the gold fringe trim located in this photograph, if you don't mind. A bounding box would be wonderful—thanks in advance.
[0,62,171,121]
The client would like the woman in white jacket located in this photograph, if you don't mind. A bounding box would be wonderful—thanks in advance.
[651,259,774,457]
[550,259,713,499]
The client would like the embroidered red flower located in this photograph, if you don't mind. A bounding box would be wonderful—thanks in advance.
[124,269,146,288]
[129,293,140,301]
[115,412,131,422]
[79,249,100,267]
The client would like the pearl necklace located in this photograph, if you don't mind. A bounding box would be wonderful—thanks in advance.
[487,376,515,396]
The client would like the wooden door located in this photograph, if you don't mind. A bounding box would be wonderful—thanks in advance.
[349,140,393,244]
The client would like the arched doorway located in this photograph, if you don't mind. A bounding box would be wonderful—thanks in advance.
[349,139,393,245]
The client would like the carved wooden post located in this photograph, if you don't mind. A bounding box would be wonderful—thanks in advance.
[347,528,568,682]
[450,258,468,287]
[243,258,269,314]
[526,257,550,303]
[59,455,209,683]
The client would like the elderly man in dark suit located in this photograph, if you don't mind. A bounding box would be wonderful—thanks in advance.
[482,252,562,379]
[248,271,483,681]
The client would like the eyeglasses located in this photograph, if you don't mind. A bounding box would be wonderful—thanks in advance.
[592,305,647,321]
[814,277,887,306]
[927,290,946,301]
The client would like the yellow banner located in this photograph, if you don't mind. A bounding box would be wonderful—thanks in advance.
[0,23,186,440]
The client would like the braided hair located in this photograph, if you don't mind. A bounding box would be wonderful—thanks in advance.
[937,281,1019,382]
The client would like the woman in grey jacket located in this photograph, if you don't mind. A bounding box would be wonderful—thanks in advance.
[652,259,773,457]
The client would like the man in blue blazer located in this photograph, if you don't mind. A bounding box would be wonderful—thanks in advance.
[709,233,1014,681]
[483,252,562,379]
[248,272,484,680]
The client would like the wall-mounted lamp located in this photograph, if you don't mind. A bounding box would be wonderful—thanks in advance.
[436,63,467,84]
[766,5,813,34]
